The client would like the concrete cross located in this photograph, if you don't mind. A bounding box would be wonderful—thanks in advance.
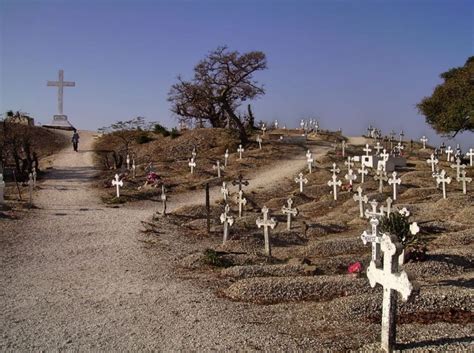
[112,174,123,198]
[466,148,474,167]
[307,155,314,173]
[396,142,404,155]
[213,160,224,178]
[345,168,357,186]
[379,149,389,171]
[220,182,229,202]
[160,184,167,215]
[232,174,249,192]
[388,171,401,200]
[188,158,196,174]
[366,233,414,353]
[353,186,368,218]
[256,136,262,149]
[365,199,384,219]
[381,197,393,217]
[330,163,340,176]
[361,217,382,264]
[450,158,465,180]
[282,198,298,230]
[358,163,368,183]
[374,170,388,193]
[458,170,472,195]
[327,174,342,201]
[132,159,136,178]
[236,190,247,218]
[220,204,234,244]
[344,156,354,173]
[126,154,130,170]
[0,173,5,204]
[224,149,229,166]
[237,144,244,159]
[256,206,277,256]
[436,169,451,199]
[47,69,75,115]
[426,154,438,173]
[295,172,308,193]
[274,120,278,129]
[363,144,372,156]
[420,136,428,149]
[445,146,453,162]
[374,142,383,155]
[306,149,312,160]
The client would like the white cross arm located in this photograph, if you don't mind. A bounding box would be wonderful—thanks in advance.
[367,262,413,301]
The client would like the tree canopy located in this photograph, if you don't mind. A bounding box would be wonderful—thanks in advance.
[168,46,267,143]
[417,56,474,137]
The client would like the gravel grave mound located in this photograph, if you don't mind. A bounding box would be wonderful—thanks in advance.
[221,263,318,279]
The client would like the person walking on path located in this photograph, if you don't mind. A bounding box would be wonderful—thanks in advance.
[72,130,80,152]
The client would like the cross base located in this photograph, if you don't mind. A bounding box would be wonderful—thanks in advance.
[43,115,75,131]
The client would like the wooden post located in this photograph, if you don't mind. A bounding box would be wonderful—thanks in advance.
[206,183,210,234]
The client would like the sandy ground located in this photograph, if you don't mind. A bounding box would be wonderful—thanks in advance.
[0,131,332,350]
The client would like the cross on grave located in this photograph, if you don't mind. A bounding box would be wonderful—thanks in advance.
[455,144,462,159]
[112,174,123,198]
[330,163,340,175]
[213,160,224,178]
[381,197,393,217]
[379,149,390,170]
[47,69,75,116]
[306,149,312,160]
[374,170,388,193]
[345,169,357,186]
[261,124,267,136]
[282,198,298,230]
[420,136,428,149]
[445,146,453,162]
[295,172,308,193]
[236,190,247,217]
[366,233,415,353]
[374,142,383,155]
[365,199,384,219]
[0,173,5,204]
[436,170,451,199]
[341,140,346,157]
[220,182,229,202]
[126,154,130,170]
[327,174,342,201]
[353,186,368,218]
[132,159,136,178]
[426,154,438,173]
[274,120,278,129]
[395,142,404,155]
[363,144,372,156]
[256,206,277,256]
[237,145,244,159]
[450,158,465,180]
[188,158,196,174]
[32,167,37,188]
[361,217,382,265]
[358,163,368,183]
[256,136,262,149]
[160,184,167,215]
[388,171,401,200]
[191,147,197,160]
[344,157,354,173]
[224,149,229,167]
[466,148,474,167]
[458,170,472,195]
[307,155,314,173]
[220,204,234,244]
[232,174,249,191]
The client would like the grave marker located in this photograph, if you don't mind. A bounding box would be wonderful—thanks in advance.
[191,147,197,160]
[345,168,357,186]
[327,174,342,200]
[363,144,372,156]
[188,158,196,174]
[256,206,277,256]
[374,142,383,155]
[426,154,438,173]
[112,174,123,198]
[365,199,384,219]
[436,170,451,199]
[361,217,381,264]
[420,136,428,149]
[330,163,340,175]
[466,148,474,167]
[220,204,234,244]
[344,157,354,174]
[236,190,247,217]
[387,171,401,200]
[220,182,229,202]
[295,172,308,193]
[374,170,388,193]
[160,184,167,215]
[307,155,314,173]
[256,136,262,149]
[213,160,224,178]
[341,140,346,157]
[445,146,453,162]
[353,186,368,218]
[232,174,249,191]
[282,198,298,230]
[450,158,465,180]
[358,163,368,183]
[381,197,393,217]
[458,170,471,194]
[237,144,244,159]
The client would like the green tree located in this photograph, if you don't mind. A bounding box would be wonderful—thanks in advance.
[417,56,474,137]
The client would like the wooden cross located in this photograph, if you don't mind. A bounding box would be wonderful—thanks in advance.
[366,233,414,353]
[236,190,247,217]
[466,148,474,167]
[295,172,308,193]
[213,160,224,178]
[160,184,167,215]
[232,174,249,191]
[353,186,368,218]
[436,169,451,199]
[374,142,383,155]
[327,174,342,201]
[381,197,393,216]
[445,146,453,162]
[388,171,401,200]
[188,158,196,174]
[220,204,234,244]
[282,198,298,230]
[224,149,229,166]
[307,155,314,173]
[363,144,372,156]
[220,182,229,202]
[450,158,465,180]
[374,170,388,193]
[358,163,368,183]
[426,154,438,173]
[256,206,277,256]
[330,163,340,175]
[365,199,384,219]
[112,174,123,198]
[237,144,244,159]
[256,136,262,149]
[420,136,428,149]
[361,217,381,264]
[458,170,472,195]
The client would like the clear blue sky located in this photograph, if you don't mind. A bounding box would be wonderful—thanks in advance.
[1,0,473,147]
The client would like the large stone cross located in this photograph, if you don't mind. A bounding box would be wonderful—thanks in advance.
[420,136,428,149]
[458,170,472,195]
[295,172,308,193]
[363,144,372,156]
[374,170,388,193]
[361,217,381,264]
[353,186,368,218]
[466,148,474,167]
[345,168,357,186]
[366,233,414,353]
[112,174,123,198]
[47,69,75,116]
[426,154,438,173]
[282,198,298,230]
[213,160,224,178]
[436,170,451,199]
[236,190,247,217]
[388,171,401,200]
[220,204,234,244]
[237,144,244,159]
[330,163,340,175]
[256,206,277,256]
[327,174,342,201]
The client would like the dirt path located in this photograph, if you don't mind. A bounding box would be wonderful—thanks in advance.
[0,131,331,350]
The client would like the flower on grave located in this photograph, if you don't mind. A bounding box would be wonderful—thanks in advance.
[398,207,410,217]
[146,172,159,183]
[348,261,362,274]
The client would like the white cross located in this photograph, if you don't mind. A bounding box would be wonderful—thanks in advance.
[306,150,312,160]
[466,148,474,167]
[366,233,414,353]
[213,160,224,178]
[220,204,234,244]
[330,163,340,176]
[436,169,451,199]
[47,69,75,115]
[256,206,277,256]
[381,197,393,217]
[32,167,37,188]
[282,198,298,230]
[358,163,368,183]
[224,149,229,166]
[345,168,357,186]
[388,171,401,200]
[374,170,388,193]
[220,182,229,202]
[295,172,308,193]
[237,144,244,159]
[396,142,404,155]
[132,159,136,178]
[374,142,383,155]
[344,156,354,173]
[458,170,472,194]
[160,184,167,215]
[126,154,130,170]
[188,158,196,174]
[237,190,247,218]
[361,217,381,264]
[363,144,372,156]
[353,186,368,218]
[450,158,465,180]
[379,149,390,171]
[420,136,428,149]
[191,147,197,160]
[426,154,438,173]
[445,146,453,162]
[256,135,262,149]
[327,174,342,201]
[0,173,5,204]
[307,156,314,173]
[341,140,346,157]
[274,120,278,129]
[112,174,123,198]
[365,199,384,219]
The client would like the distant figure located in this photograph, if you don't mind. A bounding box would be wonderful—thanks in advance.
[72,130,80,152]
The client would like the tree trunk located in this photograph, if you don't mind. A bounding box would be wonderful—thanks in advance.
[222,101,248,143]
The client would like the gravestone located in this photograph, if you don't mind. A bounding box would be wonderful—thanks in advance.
[213,160,224,178]
[256,206,277,256]
[220,204,234,244]
[466,148,474,167]
[374,170,388,193]
[295,173,308,193]
[458,170,472,195]
[388,171,401,200]
[426,154,438,173]
[112,174,123,198]
[44,69,76,130]
[160,184,167,215]
[236,190,247,218]
[0,173,5,204]
[353,186,368,218]
[188,158,196,174]
[436,170,451,199]
[237,145,244,159]
[282,198,298,230]
[420,136,428,149]
[221,182,229,202]
[327,174,342,201]
[345,169,357,186]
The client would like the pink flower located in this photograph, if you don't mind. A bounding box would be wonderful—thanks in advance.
[348,262,362,274]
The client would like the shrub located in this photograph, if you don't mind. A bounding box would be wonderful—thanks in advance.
[154,123,170,137]
[135,133,153,144]
[202,249,231,267]
[170,128,180,139]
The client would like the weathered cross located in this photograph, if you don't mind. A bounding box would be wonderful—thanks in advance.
[47,69,75,115]
[395,142,404,155]
[256,136,262,149]
[256,206,277,256]
[374,170,388,193]
[388,171,401,200]
[327,174,342,201]
[436,169,451,199]
[344,157,354,174]
[160,184,167,215]
[374,142,383,155]
[445,146,453,162]
[306,150,312,160]
[450,158,465,180]
[420,136,428,149]
[32,167,37,188]
[236,190,247,217]
[220,204,234,244]
[458,170,472,195]
[112,174,123,198]
[363,144,372,156]
[353,186,368,218]
[261,124,267,136]
[361,217,381,264]
[220,182,229,202]
[188,158,196,174]
[426,154,438,173]
[365,199,384,219]
[237,144,244,159]
[295,172,308,193]
[345,169,357,186]
[330,163,340,176]
[381,197,393,217]
[358,163,368,183]
[466,148,474,167]
[213,160,224,178]
[232,174,249,191]
[224,149,229,166]
[282,198,298,230]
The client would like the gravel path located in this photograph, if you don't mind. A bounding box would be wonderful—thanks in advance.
[0,131,331,350]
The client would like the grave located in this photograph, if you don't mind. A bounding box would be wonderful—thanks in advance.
[44,69,76,130]
[365,199,384,219]
[327,174,342,201]
[381,197,393,217]
[220,204,234,244]
[450,158,465,180]
[220,182,229,202]
[445,146,453,162]
[361,217,381,265]
[281,198,298,230]
[344,169,357,186]
[307,155,314,173]
[112,174,123,198]
[387,171,401,200]
[458,170,471,195]
[358,163,368,183]
[374,170,388,193]
[330,163,340,175]
[236,190,247,218]
[213,160,224,178]
[237,145,244,160]
[436,170,451,199]
[188,158,196,174]
[466,148,474,167]
[295,173,308,193]
[426,154,438,173]
[256,206,277,256]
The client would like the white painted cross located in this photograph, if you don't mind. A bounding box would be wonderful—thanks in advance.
[282,198,298,230]
[374,170,388,193]
[353,186,368,218]
[237,144,244,160]
[213,160,224,178]
[126,154,130,170]
[426,154,438,173]
[112,174,123,198]
[458,170,472,195]
[344,157,354,174]
[374,142,383,155]
[445,146,453,162]
[261,124,267,136]
[295,173,308,193]
[358,163,368,183]
[47,69,75,115]
[436,170,451,199]
[220,182,229,202]
[381,197,393,217]
[327,174,342,201]
[345,168,357,186]
[330,163,340,176]
[388,171,401,200]
[365,199,384,219]
[256,136,262,149]
[256,206,277,256]
[396,142,404,155]
[361,217,381,264]
[237,190,247,218]
[132,159,136,178]
[366,233,414,353]
[188,158,196,174]
[0,173,5,204]
[32,167,37,188]
[341,140,346,157]
[466,148,474,167]
[420,136,428,149]
[220,204,234,244]
[224,149,229,166]
[306,150,312,160]
[363,144,372,156]
[160,184,167,215]
[307,155,314,173]
[450,158,465,180]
